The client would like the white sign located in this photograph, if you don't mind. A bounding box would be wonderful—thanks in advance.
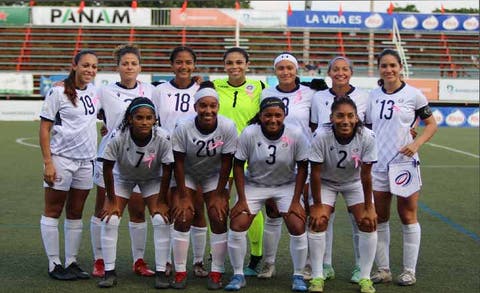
[32,7,151,26]
[223,10,286,27]
[0,73,34,95]
[0,100,43,121]
[439,79,480,101]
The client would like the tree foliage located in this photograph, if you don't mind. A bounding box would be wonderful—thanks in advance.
[432,7,479,14]
[1,0,251,8]
[392,4,419,13]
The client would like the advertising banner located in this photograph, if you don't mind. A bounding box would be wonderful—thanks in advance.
[405,79,439,101]
[439,79,479,101]
[0,100,43,121]
[0,73,33,95]
[0,6,29,25]
[170,8,285,27]
[40,74,68,96]
[94,73,152,87]
[426,107,479,127]
[32,7,151,26]
[288,11,478,32]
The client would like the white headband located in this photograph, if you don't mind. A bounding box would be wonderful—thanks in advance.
[273,53,298,69]
[194,87,219,103]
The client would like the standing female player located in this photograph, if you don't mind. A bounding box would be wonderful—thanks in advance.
[98,97,173,289]
[213,47,266,276]
[91,44,156,278]
[366,49,437,286]
[309,56,370,283]
[170,81,237,290]
[152,46,209,278]
[39,50,98,280]
[225,97,310,292]
[258,53,316,279]
[308,97,378,293]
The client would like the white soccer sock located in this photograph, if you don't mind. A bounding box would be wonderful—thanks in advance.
[64,219,83,267]
[191,226,207,264]
[227,230,247,275]
[308,231,326,279]
[172,229,190,272]
[375,221,390,270]
[323,212,335,266]
[101,215,121,271]
[402,223,421,273]
[348,212,360,267]
[290,232,308,275]
[40,215,61,272]
[210,232,228,273]
[90,216,103,260]
[358,230,377,279]
[152,214,170,272]
[263,216,283,264]
[168,223,174,264]
[129,221,147,263]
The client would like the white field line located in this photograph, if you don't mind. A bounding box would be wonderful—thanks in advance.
[426,142,479,159]
[16,137,40,148]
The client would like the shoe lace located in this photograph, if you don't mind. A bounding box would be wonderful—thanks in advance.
[359,279,373,287]
[260,263,273,274]
[310,277,323,286]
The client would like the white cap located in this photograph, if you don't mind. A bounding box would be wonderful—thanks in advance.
[273,53,298,69]
[194,87,219,103]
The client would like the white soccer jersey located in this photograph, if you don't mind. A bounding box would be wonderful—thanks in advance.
[101,127,174,182]
[311,86,369,126]
[96,81,155,157]
[172,115,237,181]
[261,84,315,141]
[235,124,310,187]
[309,125,377,184]
[152,80,199,133]
[365,82,428,172]
[39,84,98,160]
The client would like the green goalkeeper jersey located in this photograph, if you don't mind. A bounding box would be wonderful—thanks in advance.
[214,78,266,134]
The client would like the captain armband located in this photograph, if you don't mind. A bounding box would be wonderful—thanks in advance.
[415,105,433,120]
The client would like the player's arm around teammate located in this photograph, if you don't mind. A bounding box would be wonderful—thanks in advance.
[170,81,237,290]
[225,97,309,292]
[366,49,437,286]
[39,50,98,281]
[98,97,174,289]
[308,97,378,293]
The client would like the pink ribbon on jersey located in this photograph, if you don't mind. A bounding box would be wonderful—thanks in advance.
[293,91,302,104]
[144,153,155,168]
[208,141,224,151]
[392,104,401,112]
[92,95,99,105]
[281,135,292,145]
[351,154,361,168]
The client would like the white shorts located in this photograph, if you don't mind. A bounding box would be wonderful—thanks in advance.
[239,182,296,215]
[308,180,368,207]
[43,155,94,191]
[94,160,140,193]
[115,177,161,199]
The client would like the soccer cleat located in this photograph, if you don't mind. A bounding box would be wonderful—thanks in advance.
[207,271,223,290]
[323,264,335,280]
[92,259,105,278]
[359,278,376,293]
[171,271,187,289]
[224,274,246,291]
[371,268,392,284]
[350,265,361,284]
[291,275,308,292]
[308,277,325,293]
[243,267,258,277]
[98,270,117,288]
[65,262,90,279]
[397,270,416,286]
[165,262,173,277]
[302,264,312,281]
[257,262,276,279]
[133,258,155,277]
[48,264,77,281]
[193,261,209,278]
[154,271,170,289]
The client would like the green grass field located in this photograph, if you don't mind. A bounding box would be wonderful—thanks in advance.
[0,122,478,293]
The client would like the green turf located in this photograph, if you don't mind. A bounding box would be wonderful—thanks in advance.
[0,122,478,292]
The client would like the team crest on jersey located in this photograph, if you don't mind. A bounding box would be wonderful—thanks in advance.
[398,98,404,103]
[280,135,291,148]
[245,84,255,96]
[215,135,222,141]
